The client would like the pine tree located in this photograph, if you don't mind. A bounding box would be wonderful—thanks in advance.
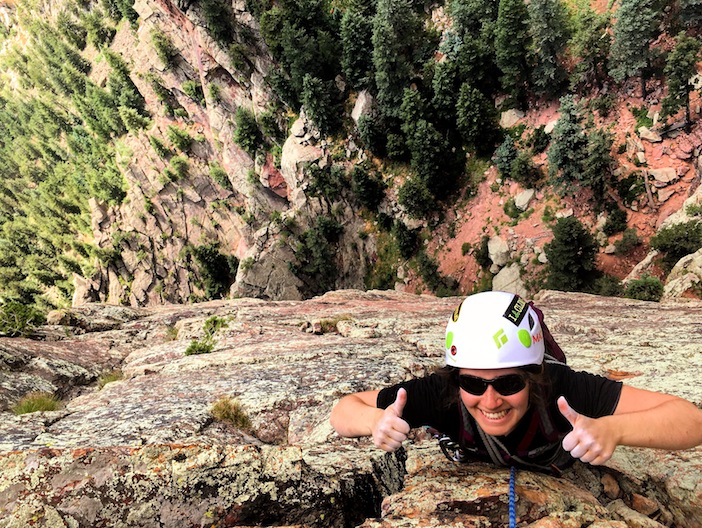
[340,9,374,89]
[547,95,587,193]
[495,0,531,104]
[545,216,598,292]
[455,82,500,154]
[527,0,570,95]
[661,32,701,128]
[372,0,421,119]
[608,0,660,96]
[569,7,611,91]
[582,128,615,204]
[301,74,340,137]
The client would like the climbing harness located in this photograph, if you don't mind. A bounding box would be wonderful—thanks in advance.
[509,466,517,528]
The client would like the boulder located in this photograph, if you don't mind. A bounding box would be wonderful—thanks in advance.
[500,109,525,128]
[352,90,375,124]
[639,127,662,143]
[488,236,510,267]
[492,263,528,297]
[663,247,702,299]
[514,189,535,211]
[1,290,701,527]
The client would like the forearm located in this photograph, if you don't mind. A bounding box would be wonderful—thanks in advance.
[330,392,383,438]
[608,397,702,450]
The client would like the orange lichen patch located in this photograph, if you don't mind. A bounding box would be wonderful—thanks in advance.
[605,369,643,380]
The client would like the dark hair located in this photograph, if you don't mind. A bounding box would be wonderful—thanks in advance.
[434,364,550,409]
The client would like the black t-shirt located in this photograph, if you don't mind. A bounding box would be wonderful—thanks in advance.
[376,363,623,469]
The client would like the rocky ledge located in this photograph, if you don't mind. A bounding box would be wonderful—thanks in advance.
[0,290,701,527]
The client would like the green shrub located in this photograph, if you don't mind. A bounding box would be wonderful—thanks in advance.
[603,208,628,236]
[182,80,205,105]
[167,125,192,152]
[474,235,491,269]
[614,228,641,255]
[397,177,436,219]
[527,125,550,154]
[209,163,232,190]
[392,220,419,260]
[169,156,189,179]
[495,136,517,179]
[98,369,123,389]
[625,275,664,301]
[185,339,215,355]
[149,135,171,158]
[203,315,228,337]
[210,395,251,430]
[593,275,623,297]
[233,107,263,156]
[650,220,702,271]
[12,392,61,414]
[461,242,471,256]
[150,29,178,67]
[545,216,598,292]
[503,198,521,219]
[0,301,45,337]
[191,243,238,299]
[415,250,459,297]
[616,172,645,206]
[351,166,385,211]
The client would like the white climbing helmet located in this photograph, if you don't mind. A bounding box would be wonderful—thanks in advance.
[445,291,545,369]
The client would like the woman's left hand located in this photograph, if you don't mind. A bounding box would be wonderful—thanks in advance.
[557,396,618,465]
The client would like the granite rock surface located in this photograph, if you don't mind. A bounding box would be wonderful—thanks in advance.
[0,290,701,527]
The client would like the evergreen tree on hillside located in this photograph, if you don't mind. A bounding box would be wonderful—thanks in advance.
[449,0,500,94]
[495,0,531,105]
[569,6,611,91]
[680,0,702,27]
[545,216,598,292]
[340,9,374,89]
[661,32,701,128]
[582,128,615,205]
[527,0,571,96]
[608,0,661,96]
[455,82,501,155]
[372,0,422,119]
[547,95,587,193]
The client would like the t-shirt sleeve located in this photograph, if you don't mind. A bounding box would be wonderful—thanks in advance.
[550,364,623,418]
[376,373,457,435]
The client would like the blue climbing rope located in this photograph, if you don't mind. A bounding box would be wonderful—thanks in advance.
[509,466,517,528]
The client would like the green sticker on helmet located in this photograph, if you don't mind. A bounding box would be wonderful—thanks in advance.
[518,329,532,348]
[446,331,454,349]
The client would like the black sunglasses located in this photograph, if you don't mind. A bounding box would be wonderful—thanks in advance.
[458,374,527,396]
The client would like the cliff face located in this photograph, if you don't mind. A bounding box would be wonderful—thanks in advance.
[69,0,372,306]
[1,290,700,527]
[1,0,702,309]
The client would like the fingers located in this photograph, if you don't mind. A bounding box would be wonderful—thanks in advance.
[559,402,616,465]
[373,388,410,452]
[557,396,580,426]
[391,388,407,417]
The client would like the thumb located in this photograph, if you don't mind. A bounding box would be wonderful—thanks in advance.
[391,388,407,417]
[557,396,580,426]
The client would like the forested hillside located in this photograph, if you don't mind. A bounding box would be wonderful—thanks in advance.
[0,0,701,334]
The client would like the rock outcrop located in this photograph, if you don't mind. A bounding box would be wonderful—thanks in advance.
[1,290,701,527]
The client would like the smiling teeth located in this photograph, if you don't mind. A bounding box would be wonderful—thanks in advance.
[482,410,509,420]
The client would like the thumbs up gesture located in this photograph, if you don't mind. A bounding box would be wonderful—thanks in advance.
[558,396,617,465]
[372,388,411,452]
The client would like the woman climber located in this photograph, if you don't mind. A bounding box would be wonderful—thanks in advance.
[330,291,702,472]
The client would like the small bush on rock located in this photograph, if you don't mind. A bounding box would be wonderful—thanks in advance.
[12,392,61,415]
[624,275,664,302]
[211,395,251,430]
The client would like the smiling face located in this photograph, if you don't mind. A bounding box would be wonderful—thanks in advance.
[459,367,530,436]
